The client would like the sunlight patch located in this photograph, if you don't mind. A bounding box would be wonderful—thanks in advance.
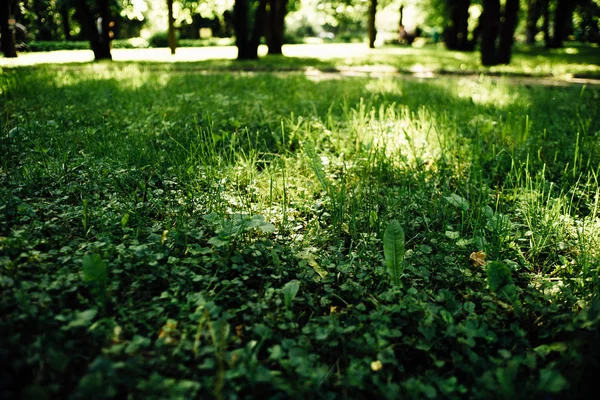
[457,77,518,107]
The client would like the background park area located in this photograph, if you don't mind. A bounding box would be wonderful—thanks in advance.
[1,1,600,399]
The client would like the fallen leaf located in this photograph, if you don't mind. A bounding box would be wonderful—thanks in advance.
[470,251,487,267]
[371,360,383,371]
[235,325,244,338]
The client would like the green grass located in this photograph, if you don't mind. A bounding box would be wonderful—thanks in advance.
[3,43,600,80]
[1,62,599,399]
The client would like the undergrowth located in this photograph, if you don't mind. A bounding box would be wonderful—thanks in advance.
[1,64,599,399]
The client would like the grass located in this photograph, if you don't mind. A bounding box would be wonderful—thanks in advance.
[1,55,599,399]
[2,42,599,80]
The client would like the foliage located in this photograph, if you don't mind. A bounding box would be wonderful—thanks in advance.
[383,220,405,286]
[0,57,599,399]
[148,30,180,47]
[25,40,92,51]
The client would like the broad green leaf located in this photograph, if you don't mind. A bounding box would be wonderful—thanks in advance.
[297,249,328,279]
[538,368,568,393]
[445,193,469,211]
[304,141,330,192]
[82,254,107,284]
[307,257,328,279]
[384,220,405,286]
[487,261,520,306]
[486,261,513,292]
[66,308,98,329]
[282,280,300,309]
[445,231,460,239]
[534,342,568,357]
[120,213,129,228]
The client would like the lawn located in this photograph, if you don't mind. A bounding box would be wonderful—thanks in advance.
[2,42,600,80]
[1,50,599,399]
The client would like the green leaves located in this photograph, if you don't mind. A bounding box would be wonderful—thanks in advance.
[82,254,108,285]
[383,220,406,286]
[82,254,108,308]
[282,280,300,309]
[303,140,330,192]
[205,213,275,248]
[444,193,469,212]
[486,261,520,313]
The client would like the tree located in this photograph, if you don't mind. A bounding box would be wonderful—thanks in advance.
[497,0,518,63]
[368,0,377,48]
[266,0,288,55]
[234,0,268,60]
[445,0,473,50]
[549,0,575,48]
[73,0,112,60]
[57,0,74,40]
[480,0,519,65]
[167,0,176,54]
[541,0,551,46]
[525,0,540,44]
[1,0,17,58]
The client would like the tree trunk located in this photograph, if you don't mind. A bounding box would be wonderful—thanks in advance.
[541,0,550,47]
[234,0,250,59]
[73,0,111,60]
[550,0,573,48]
[267,0,287,55]
[481,0,501,66]
[368,0,377,49]
[445,0,471,50]
[167,0,176,54]
[497,0,519,64]
[234,0,268,60]
[248,0,268,58]
[60,7,72,40]
[96,0,112,59]
[1,0,17,57]
[525,0,538,44]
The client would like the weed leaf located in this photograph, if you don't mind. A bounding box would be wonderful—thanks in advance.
[486,261,519,306]
[445,193,469,211]
[82,254,107,284]
[282,280,300,309]
[384,220,405,286]
[66,309,98,329]
[304,141,330,192]
[486,261,513,291]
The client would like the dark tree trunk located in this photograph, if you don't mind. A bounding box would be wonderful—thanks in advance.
[234,0,250,59]
[399,5,404,25]
[1,0,17,57]
[368,0,377,49]
[98,0,111,58]
[525,0,538,44]
[167,0,176,54]
[481,0,519,66]
[542,0,551,47]
[60,7,72,40]
[234,0,268,60]
[550,0,574,48]
[267,0,287,55]
[445,0,472,50]
[481,0,501,65]
[497,0,519,63]
[248,0,267,58]
[74,0,112,61]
